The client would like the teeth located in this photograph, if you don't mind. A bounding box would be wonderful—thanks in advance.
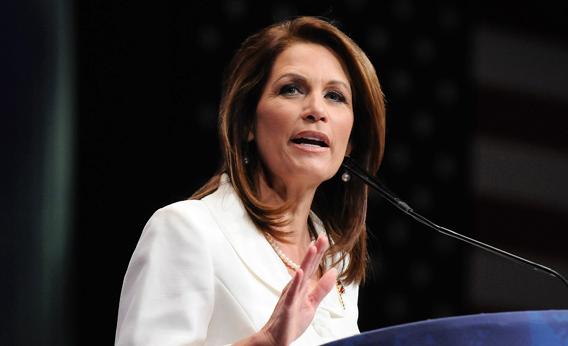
[292,137,328,147]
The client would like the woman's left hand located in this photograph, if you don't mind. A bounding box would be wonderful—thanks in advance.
[254,234,337,345]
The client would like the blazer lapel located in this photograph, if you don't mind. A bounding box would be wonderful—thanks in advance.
[203,174,346,317]
[202,175,291,295]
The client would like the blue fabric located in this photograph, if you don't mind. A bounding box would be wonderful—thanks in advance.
[325,310,568,346]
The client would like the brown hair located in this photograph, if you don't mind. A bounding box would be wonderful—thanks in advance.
[192,16,385,284]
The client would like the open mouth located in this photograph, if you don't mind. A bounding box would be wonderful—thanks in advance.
[290,131,330,148]
[291,137,329,147]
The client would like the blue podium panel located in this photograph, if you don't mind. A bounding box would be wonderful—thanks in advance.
[325,310,568,346]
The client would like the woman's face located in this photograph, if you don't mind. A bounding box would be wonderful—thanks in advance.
[253,42,354,189]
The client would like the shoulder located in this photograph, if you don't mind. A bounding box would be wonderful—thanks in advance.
[134,199,220,257]
[145,200,210,233]
[150,199,209,225]
[139,177,241,245]
[145,175,235,235]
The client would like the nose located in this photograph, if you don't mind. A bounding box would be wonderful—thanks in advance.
[302,94,327,123]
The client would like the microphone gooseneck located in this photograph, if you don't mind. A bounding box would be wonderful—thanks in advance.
[341,156,568,290]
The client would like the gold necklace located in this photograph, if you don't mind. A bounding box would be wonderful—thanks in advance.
[264,233,346,309]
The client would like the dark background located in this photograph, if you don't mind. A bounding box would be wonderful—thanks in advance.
[3,0,567,345]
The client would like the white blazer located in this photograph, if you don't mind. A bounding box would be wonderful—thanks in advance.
[116,175,360,346]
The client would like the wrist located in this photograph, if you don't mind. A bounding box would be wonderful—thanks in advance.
[233,329,277,346]
[253,328,278,346]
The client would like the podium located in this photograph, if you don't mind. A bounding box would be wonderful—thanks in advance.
[325,310,568,345]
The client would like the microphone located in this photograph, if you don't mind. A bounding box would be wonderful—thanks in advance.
[341,156,568,290]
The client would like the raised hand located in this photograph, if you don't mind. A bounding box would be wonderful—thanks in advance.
[248,234,338,346]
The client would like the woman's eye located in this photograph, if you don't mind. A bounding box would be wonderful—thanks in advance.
[326,91,346,103]
[279,84,301,96]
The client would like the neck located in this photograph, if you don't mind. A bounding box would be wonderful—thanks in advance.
[257,170,317,246]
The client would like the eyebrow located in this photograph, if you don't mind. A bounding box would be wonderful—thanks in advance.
[273,72,351,94]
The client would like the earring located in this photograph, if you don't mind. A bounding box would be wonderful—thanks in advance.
[243,144,250,165]
[341,171,351,182]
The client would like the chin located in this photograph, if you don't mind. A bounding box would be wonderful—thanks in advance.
[268,155,342,186]
[293,166,337,184]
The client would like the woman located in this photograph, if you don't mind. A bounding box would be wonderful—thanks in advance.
[116,16,385,345]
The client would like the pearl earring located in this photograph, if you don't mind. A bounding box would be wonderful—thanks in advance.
[341,171,351,182]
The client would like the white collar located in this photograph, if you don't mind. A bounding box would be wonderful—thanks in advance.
[201,174,346,317]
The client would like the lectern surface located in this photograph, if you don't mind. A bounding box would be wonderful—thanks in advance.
[324,310,568,346]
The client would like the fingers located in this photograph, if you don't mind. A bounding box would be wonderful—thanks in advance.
[283,268,304,306]
[299,244,317,274]
[280,234,331,307]
[261,235,335,345]
[298,234,329,292]
[303,234,329,275]
[310,267,338,306]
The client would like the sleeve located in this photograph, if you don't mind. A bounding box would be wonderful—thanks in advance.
[115,202,215,346]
